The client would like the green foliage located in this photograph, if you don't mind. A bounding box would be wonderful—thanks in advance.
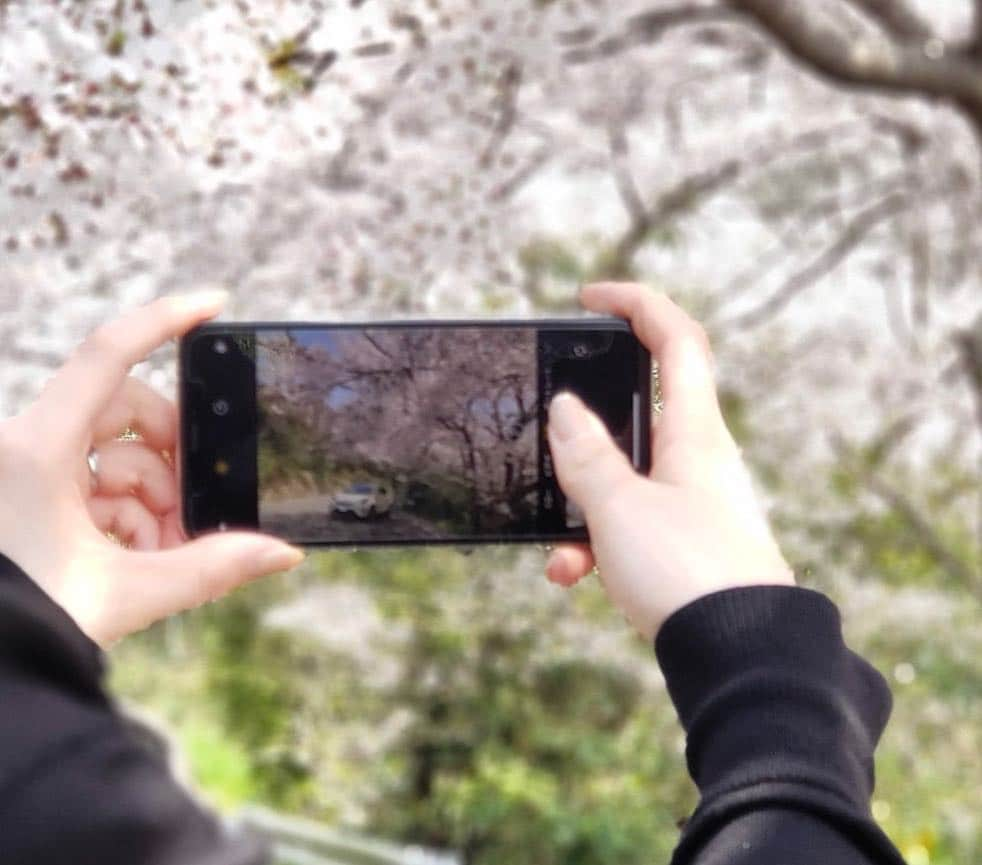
[352,550,689,864]
[852,604,982,865]
[183,720,261,809]
[518,239,585,285]
[825,459,979,594]
[106,29,126,57]
[267,39,306,92]
[198,591,323,810]
[113,547,697,862]
[516,234,644,307]
[112,343,980,865]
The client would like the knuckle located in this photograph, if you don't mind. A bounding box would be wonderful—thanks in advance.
[628,287,650,315]
[117,497,140,524]
[688,320,712,356]
[78,324,119,364]
[152,296,181,323]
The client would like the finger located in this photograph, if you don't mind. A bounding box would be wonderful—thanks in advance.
[38,290,228,447]
[580,283,727,447]
[582,282,714,362]
[547,391,638,520]
[546,543,595,587]
[92,376,178,453]
[110,533,304,634]
[88,440,177,515]
[160,509,186,549]
[88,496,161,551]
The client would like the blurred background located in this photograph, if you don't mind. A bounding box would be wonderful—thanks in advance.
[1,1,979,864]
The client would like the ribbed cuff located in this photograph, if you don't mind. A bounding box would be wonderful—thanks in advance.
[656,585,893,805]
[655,585,845,730]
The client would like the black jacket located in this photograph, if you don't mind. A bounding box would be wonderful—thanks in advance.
[0,552,907,864]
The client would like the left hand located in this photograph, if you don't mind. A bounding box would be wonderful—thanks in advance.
[0,291,305,646]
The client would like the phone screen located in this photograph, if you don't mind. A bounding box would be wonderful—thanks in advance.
[181,322,650,545]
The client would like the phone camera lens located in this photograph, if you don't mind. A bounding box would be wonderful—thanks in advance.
[214,338,228,355]
[573,342,590,358]
[212,398,230,417]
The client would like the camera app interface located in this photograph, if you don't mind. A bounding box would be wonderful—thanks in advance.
[254,326,636,543]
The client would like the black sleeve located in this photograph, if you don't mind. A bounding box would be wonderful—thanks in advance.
[0,552,269,865]
[655,585,908,865]
[1,550,907,865]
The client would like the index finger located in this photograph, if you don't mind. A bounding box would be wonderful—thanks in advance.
[38,290,228,446]
[580,282,727,446]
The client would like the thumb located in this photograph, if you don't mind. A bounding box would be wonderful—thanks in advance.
[548,392,637,520]
[112,533,304,637]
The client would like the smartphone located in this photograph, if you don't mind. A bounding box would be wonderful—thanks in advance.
[179,320,650,546]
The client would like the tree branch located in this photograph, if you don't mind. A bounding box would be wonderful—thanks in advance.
[725,192,908,329]
[727,0,982,131]
[865,472,979,587]
[606,160,742,278]
[628,5,740,41]
[606,120,876,278]
[562,4,740,64]
[489,144,550,201]
[480,62,523,167]
[908,214,932,334]
[607,124,647,226]
[571,2,982,132]
[843,0,933,42]
[830,432,979,589]
[955,314,982,434]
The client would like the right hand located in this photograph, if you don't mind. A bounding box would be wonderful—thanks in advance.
[546,283,794,641]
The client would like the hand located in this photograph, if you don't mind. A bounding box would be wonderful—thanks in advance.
[546,283,794,641]
[0,292,305,647]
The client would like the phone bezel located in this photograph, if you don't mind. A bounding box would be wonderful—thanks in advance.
[179,318,652,547]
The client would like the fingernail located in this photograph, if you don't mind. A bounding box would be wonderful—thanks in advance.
[172,288,230,311]
[259,543,305,573]
[548,392,584,442]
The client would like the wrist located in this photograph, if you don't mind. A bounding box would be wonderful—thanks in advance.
[651,555,796,641]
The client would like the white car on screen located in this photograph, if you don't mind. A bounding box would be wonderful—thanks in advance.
[332,482,395,519]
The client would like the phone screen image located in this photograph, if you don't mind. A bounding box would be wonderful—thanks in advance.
[181,322,650,546]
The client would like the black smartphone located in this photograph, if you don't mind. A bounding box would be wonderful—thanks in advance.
[179,320,650,546]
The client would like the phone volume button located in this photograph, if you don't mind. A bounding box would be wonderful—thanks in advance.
[190,423,200,452]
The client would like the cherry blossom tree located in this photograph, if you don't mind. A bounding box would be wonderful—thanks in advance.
[259,327,539,529]
[2,1,980,860]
